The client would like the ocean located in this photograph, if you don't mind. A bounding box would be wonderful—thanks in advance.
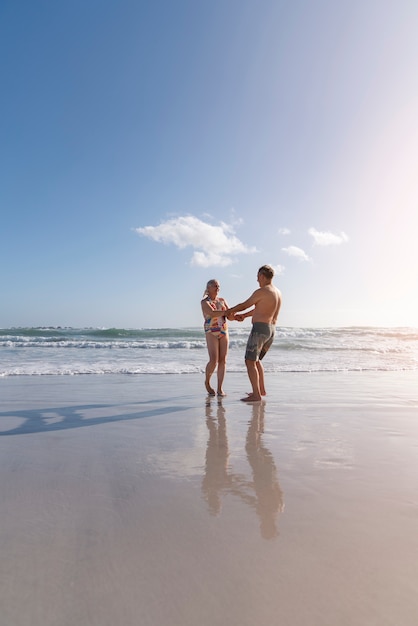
[1,326,417,377]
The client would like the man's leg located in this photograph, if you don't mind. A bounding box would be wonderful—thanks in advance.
[254,327,274,397]
[241,358,262,402]
[256,360,266,396]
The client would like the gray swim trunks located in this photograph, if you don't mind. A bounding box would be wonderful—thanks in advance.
[245,322,275,361]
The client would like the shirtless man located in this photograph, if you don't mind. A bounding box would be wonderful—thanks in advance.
[226,265,281,402]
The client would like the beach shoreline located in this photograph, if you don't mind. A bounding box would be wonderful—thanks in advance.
[1,371,417,625]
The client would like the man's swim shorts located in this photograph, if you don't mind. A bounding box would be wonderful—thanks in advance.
[245,322,275,361]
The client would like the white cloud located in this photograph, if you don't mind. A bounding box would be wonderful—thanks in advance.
[281,246,311,262]
[135,215,256,267]
[278,227,291,235]
[191,251,227,268]
[272,264,285,276]
[308,227,349,246]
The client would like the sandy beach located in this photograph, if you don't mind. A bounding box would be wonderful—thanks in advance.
[1,371,417,626]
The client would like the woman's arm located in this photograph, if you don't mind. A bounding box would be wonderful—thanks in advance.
[201,298,228,319]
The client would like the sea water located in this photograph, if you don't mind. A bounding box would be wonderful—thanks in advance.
[1,326,417,377]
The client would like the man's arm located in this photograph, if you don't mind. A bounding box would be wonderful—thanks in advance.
[233,310,253,322]
[239,309,254,319]
[226,290,260,317]
[272,291,282,325]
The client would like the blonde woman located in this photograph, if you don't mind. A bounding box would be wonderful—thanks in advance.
[201,279,230,396]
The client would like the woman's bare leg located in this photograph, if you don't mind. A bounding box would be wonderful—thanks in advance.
[216,335,228,396]
[205,333,219,395]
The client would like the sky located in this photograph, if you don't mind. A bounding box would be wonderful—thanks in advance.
[1,0,418,329]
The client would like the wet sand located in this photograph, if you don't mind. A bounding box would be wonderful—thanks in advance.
[1,372,417,626]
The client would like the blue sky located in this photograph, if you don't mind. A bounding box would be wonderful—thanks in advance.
[1,0,418,329]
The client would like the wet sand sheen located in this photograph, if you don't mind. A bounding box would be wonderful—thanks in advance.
[1,372,417,626]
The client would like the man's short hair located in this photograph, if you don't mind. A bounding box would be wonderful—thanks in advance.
[258,265,274,280]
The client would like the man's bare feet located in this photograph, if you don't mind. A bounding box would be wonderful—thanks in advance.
[217,390,226,397]
[240,394,262,402]
[205,380,216,395]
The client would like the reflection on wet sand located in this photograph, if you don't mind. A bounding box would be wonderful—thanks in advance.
[245,402,284,539]
[202,399,284,539]
[202,399,230,515]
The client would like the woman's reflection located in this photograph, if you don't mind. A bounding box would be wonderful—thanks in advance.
[201,398,230,515]
[202,399,284,539]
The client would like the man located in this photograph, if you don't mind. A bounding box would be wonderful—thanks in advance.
[226,265,281,402]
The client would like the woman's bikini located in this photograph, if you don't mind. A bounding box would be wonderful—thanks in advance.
[204,297,227,338]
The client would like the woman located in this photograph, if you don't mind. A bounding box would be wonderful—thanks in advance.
[201,279,230,396]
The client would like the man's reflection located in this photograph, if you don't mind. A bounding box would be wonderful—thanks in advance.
[245,402,284,539]
[201,399,284,539]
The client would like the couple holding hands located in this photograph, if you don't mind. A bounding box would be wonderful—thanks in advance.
[201,265,281,402]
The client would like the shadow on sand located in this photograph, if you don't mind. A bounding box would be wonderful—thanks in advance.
[0,400,188,436]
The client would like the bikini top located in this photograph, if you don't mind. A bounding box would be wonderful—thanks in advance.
[203,297,227,332]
